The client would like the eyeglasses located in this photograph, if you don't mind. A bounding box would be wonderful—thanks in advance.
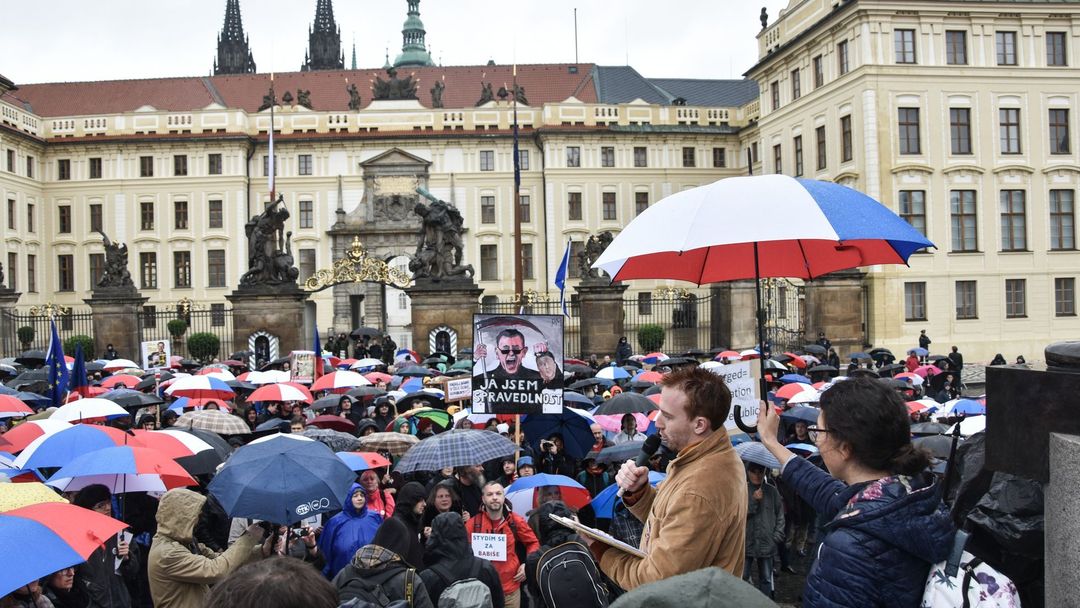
[806,425,830,443]
[498,347,524,355]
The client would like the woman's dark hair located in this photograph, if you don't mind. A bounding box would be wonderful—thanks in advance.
[204,557,337,608]
[819,377,930,476]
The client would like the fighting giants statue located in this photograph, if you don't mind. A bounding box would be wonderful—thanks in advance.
[577,231,614,280]
[96,231,135,289]
[372,67,419,100]
[410,188,474,281]
[240,196,300,288]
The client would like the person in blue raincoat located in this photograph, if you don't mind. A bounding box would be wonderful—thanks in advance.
[318,484,383,578]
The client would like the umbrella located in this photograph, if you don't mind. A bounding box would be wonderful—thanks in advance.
[780,405,820,425]
[49,399,130,423]
[0,482,67,511]
[778,374,811,385]
[399,407,452,430]
[947,417,986,437]
[847,352,871,361]
[396,366,436,378]
[735,441,782,469]
[255,419,290,433]
[595,440,646,465]
[774,383,813,401]
[950,399,986,416]
[504,474,591,517]
[14,392,50,409]
[311,371,371,392]
[785,443,819,454]
[46,445,197,492]
[0,395,34,418]
[301,427,360,452]
[592,412,650,434]
[14,424,146,470]
[165,375,236,400]
[136,429,228,476]
[787,389,821,405]
[100,374,141,389]
[394,429,518,473]
[562,391,594,408]
[249,383,314,404]
[913,435,958,459]
[103,359,141,371]
[913,365,942,379]
[592,393,657,416]
[174,410,250,435]
[336,451,391,472]
[308,415,357,434]
[591,471,665,519]
[345,386,387,401]
[802,345,827,356]
[350,327,383,339]
[397,391,447,411]
[521,408,596,459]
[911,421,950,435]
[0,502,129,598]
[14,351,47,367]
[908,347,929,356]
[244,370,291,385]
[569,378,606,390]
[762,359,787,372]
[806,364,837,375]
[363,372,393,385]
[847,368,879,379]
[0,419,72,453]
[877,363,906,377]
[357,432,419,457]
[208,434,356,525]
[311,394,344,411]
[101,388,164,409]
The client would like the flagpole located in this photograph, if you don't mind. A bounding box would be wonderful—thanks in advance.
[512,64,524,305]
[268,72,276,206]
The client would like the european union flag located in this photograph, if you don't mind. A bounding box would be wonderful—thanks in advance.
[45,319,70,407]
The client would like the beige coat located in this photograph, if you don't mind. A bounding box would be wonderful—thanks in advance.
[147,489,261,608]
[600,429,748,590]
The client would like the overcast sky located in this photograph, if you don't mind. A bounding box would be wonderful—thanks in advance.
[5,0,791,85]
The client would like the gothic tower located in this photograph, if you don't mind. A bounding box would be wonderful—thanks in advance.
[213,0,256,75]
[302,0,344,71]
[393,0,435,68]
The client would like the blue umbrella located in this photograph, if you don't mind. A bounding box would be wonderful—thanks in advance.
[778,374,811,384]
[15,392,49,408]
[908,347,929,356]
[779,405,820,425]
[785,442,819,454]
[591,470,666,518]
[595,366,631,381]
[951,399,986,416]
[521,408,595,460]
[735,441,782,469]
[848,352,871,360]
[208,435,355,524]
[562,391,593,408]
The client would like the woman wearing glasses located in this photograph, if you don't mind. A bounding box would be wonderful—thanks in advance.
[756,377,954,608]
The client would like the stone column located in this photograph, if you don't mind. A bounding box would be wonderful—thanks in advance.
[84,289,148,362]
[710,281,759,349]
[576,281,628,358]
[0,289,22,356]
[406,279,483,357]
[803,269,866,353]
[226,286,310,361]
[1048,432,1080,607]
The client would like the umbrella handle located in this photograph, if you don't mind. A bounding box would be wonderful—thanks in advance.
[733,404,758,435]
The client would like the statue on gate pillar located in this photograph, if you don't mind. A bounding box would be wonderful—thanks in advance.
[96,231,135,289]
[240,195,300,288]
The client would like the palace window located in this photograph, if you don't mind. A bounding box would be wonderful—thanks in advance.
[904,282,926,321]
[895,29,916,64]
[955,281,977,319]
[174,251,191,288]
[950,108,972,155]
[173,154,187,176]
[946,31,967,65]
[1050,190,1075,250]
[996,31,1018,65]
[950,190,978,252]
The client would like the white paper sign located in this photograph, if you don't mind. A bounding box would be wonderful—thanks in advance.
[471,532,507,561]
[445,377,472,402]
[706,360,761,430]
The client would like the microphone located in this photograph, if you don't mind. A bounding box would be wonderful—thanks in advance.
[617,434,662,498]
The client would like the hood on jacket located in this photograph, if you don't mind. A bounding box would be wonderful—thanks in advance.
[351,543,402,571]
[829,473,954,563]
[609,567,777,608]
[535,501,576,547]
[394,481,426,520]
[425,512,472,561]
[355,419,379,434]
[156,488,207,543]
[371,516,413,560]
[342,483,369,518]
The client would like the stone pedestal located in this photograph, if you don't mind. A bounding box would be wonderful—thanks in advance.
[803,270,866,353]
[226,285,309,364]
[406,279,483,358]
[710,281,758,349]
[576,281,628,358]
[85,289,148,362]
[1048,432,1080,608]
[0,289,22,356]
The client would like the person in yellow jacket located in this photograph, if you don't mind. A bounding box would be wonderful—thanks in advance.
[148,489,269,608]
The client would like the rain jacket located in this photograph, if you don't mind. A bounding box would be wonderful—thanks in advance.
[745,480,785,558]
[147,489,261,608]
[319,484,384,578]
[77,533,140,608]
[333,544,434,608]
[390,481,428,568]
[781,456,955,608]
[598,429,748,590]
[466,507,540,595]
[608,567,778,608]
[420,512,504,608]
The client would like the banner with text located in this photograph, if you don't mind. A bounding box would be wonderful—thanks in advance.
[706,359,761,431]
[472,313,564,415]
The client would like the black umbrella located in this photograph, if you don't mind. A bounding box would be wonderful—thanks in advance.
[806,364,837,374]
[16,391,50,408]
[569,378,605,390]
[877,378,913,391]
[927,371,952,393]
[6,369,49,390]
[172,427,233,476]
[643,384,661,396]
[397,366,435,378]
[226,380,256,392]
[621,359,643,369]
[774,353,792,364]
[847,368,878,379]
[134,372,174,392]
[627,380,655,390]
[877,363,906,377]
[593,392,657,416]
[911,422,950,435]
[656,357,696,367]
[596,440,646,464]
[311,394,342,412]
[564,364,594,376]
[847,352,871,360]
[14,350,47,367]
[255,419,291,433]
[230,350,254,360]
[681,349,707,358]
[345,386,387,400]
[802,344,827,355]
[563,391,594,408]
[396,391,446,411]
[930,355,955,370]
[913,435,959,459]
[85,362,106,373]
[762,359,787,372]
[868,347,894,357]
[102,388,164,408]
[350,327,383,339]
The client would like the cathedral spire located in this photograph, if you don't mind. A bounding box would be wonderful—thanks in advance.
[394,0,435,68]
[351,36,357,70]
[302,0,344,71]
[214,0,256,75]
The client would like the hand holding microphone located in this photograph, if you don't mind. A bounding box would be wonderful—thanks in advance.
[616,434,661,498]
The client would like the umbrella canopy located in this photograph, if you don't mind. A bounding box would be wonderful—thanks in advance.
[950,398,986,416]
[806,364,837,375]
[0,482,67,511]
[908,347,929,357]
[100,374,141,389]
[0,419,72,453]
[345,386,388,401]
[102,359,141,371]
[14,392,50,409]
[308,415,357,434]
[594,366,631,381]
[778,374,811,385]
[802,344,827,356]
[0,395,34,418]
[357,432,419,457]
[249,383,314,404]
[785,443,819,454]
[101,388,164,409]
[913,365,942,379]
[848,352,871,361]
[592,412,651,434]
[394,429,518,473]
[46,445,197,492]
[569,378,607,391]
[774,383,813,401]
[911,421,950,435]
[363,372,393,385]
[301,427,360,452]
[780,405,821,425]
[591,471,665,519]
[593,392,657,416]
[397,391,447,411]
[350,327,382,339]
[311,370,371,392]
[49,399,130,423]
[521,408,595,460]
[174,409,250,435]
[14,424,146,470]
[208,435,356,525]
[595,440,646,465]
[913,435,959,459]
[310,394,344,412]
[165,375,236,400]
[787,389,821,405]
[14,351,48,367]
[947,417,986,437]
[0,502,128,598]
[735,441,782,469]
[336,451,391,472]
[135,429,227,476]
[504,474,592,517]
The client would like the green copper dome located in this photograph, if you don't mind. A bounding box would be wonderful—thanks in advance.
[393,0,434,67]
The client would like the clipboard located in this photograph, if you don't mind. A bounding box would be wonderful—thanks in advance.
[548,513,647,559]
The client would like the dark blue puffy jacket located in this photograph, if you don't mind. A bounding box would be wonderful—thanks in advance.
[782,456,955,608]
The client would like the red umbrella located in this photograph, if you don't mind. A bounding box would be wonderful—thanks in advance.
[716,350,742,360]
[0,395,35,419]
[636,371,664,383]
[775,383,813,401]
[914,365,942,378]
[782,352,808,369]
[249,383,313,404]
[100,374,141,389]
[335,451,391,470]
[364,372,393,384]
[308,415,357,434]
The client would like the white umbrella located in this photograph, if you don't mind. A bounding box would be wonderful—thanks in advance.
[947,416,986,437]
[50,399,129,422]
[103,359,141,371]
[787,389,821,405]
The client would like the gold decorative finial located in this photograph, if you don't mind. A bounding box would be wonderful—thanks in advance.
[29,302,72,318]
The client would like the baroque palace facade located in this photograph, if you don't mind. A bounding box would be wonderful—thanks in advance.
[0,0,1077,360]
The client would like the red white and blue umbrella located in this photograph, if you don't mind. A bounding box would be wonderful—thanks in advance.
[335,451,392,472]
[349,358,384,371]
[505,473,591,517]
[49,399,130,423]
[102,359,140,372]
[0,502,129,598]
[311,370,371,393]
[165,375,236,400]
[0,395,34,419]
[249,382,314,404]
[46,445,197,493]
[595,366,631,381]
[14,424,146,470]
[0,420,72,453]
[100,374,141,389]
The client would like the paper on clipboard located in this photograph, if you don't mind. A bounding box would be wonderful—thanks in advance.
[548,513,647,559]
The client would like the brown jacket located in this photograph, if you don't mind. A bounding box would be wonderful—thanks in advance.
[148,489,261,608]
[599,429,747,590]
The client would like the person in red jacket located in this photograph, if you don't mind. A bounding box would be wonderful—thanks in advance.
[466,480,540,608]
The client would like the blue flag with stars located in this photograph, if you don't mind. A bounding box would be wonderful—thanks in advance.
[45,319,70,407]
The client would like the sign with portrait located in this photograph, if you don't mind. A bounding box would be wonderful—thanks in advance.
[290,350,316,385]
[471,314,564,415]
[706,359,762,430]
[141,340,172,370]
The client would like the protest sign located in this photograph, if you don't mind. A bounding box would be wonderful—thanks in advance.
[471,532,507,561]
[141,340,171,370]
[472,314,563,415]
[706,359,761,430]
[290,351,316,384]
[444,377,472,403]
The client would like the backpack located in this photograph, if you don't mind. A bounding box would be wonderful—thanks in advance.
[430,561,493,608]
[921,531,1021,608]
[339,568,416,608]
[536,540,609,608]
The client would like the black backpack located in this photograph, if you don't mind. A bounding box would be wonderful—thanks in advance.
[535,540,610,608]
[338,568,416,608]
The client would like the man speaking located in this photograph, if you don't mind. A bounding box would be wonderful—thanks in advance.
[586,367,747,589]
